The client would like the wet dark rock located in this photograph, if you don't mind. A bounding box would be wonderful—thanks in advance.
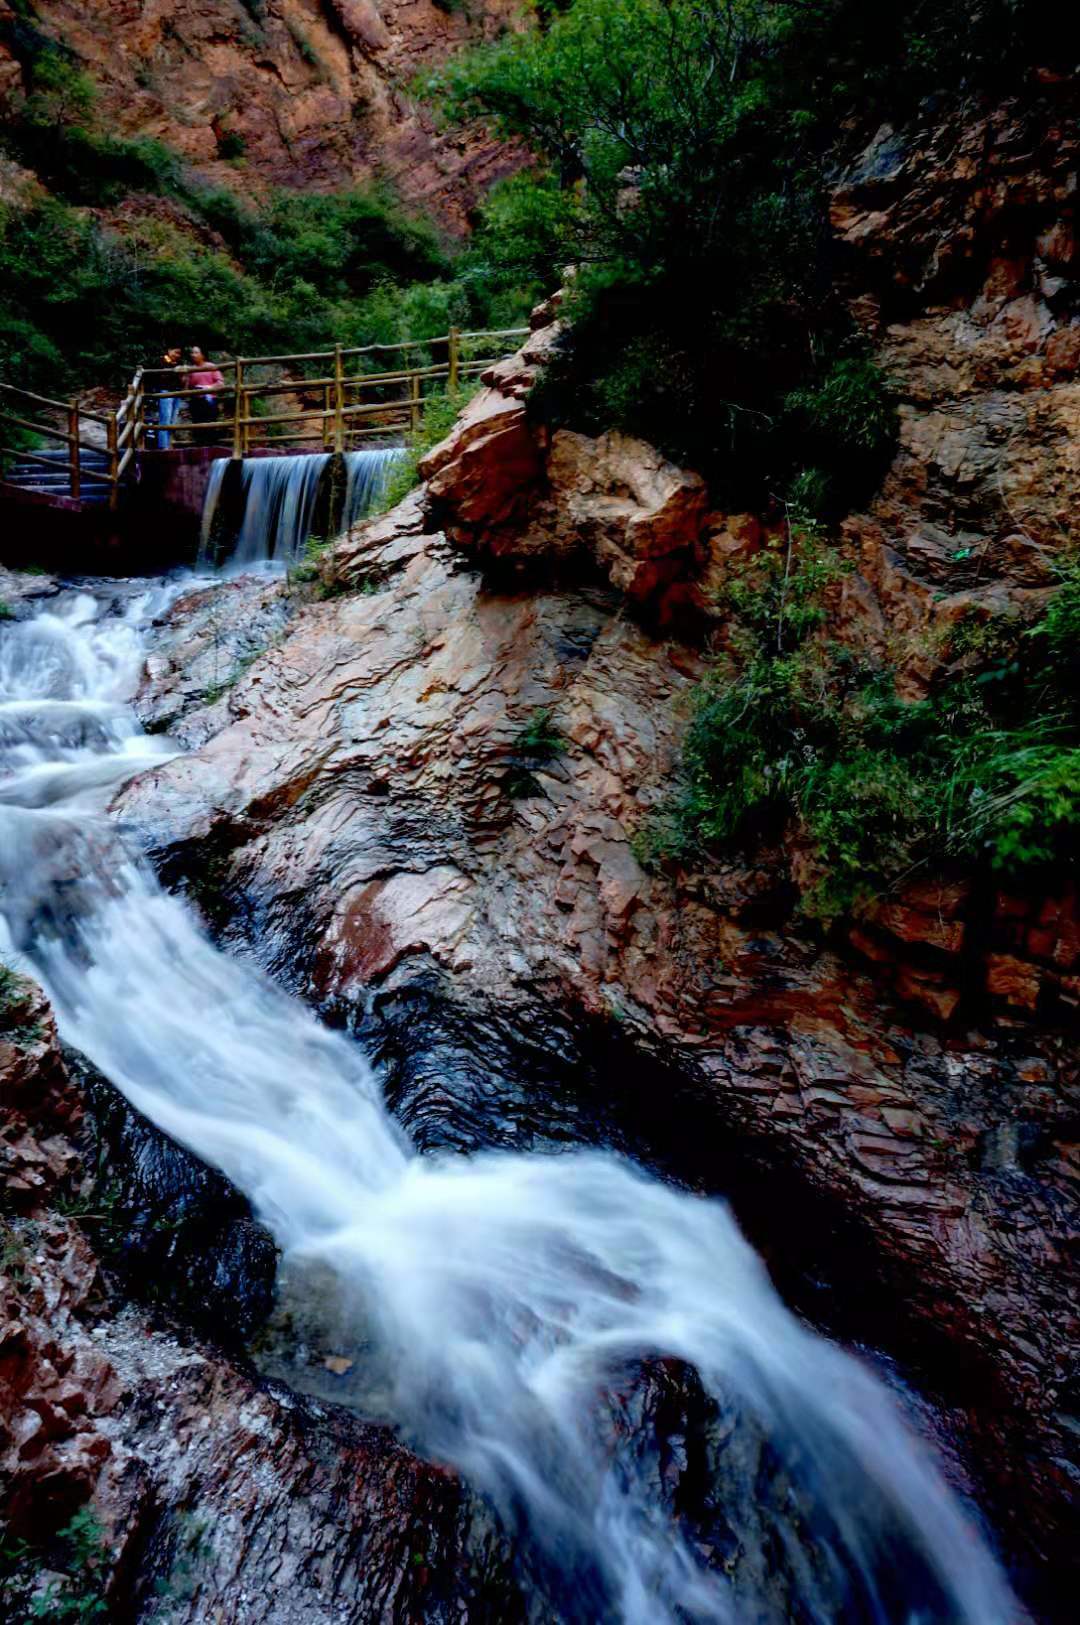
[599,1358,971,1625]
[66,1049,278,1347]
[2,975,536,1623]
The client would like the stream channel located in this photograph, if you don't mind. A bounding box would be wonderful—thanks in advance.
[0,463,1026,1622]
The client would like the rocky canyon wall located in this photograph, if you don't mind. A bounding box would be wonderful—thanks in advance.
[0,0,522,227]
[109,76,1080,1611]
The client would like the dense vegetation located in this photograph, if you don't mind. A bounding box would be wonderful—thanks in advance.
[0,25,531,394]
[633,531,1080,915]
[430,0,1045,513]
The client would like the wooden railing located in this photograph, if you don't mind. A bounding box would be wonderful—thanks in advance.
[0,327,527,509]
[0,381,125,508]
[135,326,527,456]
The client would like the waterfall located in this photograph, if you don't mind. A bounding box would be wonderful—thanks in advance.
[198,456,230,564]
[342,446,403,533]
[0,586,1023,1625]
[199,447,402,570]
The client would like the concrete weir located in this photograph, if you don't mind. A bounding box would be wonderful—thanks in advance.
[0,446,400,575]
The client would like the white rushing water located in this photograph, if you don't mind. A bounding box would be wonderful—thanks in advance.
[0,585,1023,1624]
[199,447,402,568]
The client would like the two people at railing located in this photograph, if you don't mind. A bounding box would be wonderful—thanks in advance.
[154,344,227,448]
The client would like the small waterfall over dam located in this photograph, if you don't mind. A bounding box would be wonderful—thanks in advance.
[200,446,401,568]
[0,583,1026,1623]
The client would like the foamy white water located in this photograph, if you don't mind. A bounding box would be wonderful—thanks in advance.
[0,584,1023,1624]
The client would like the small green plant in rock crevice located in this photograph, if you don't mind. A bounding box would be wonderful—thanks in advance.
[150,1511,212,1618]
[505,706,567,799]
[54,1176,127,1259]
[0,1217,32,1285]
[285,19,322,70]
[634,530,1080,920]
[0,959,21,1013]
[287,533,331,587]
[1,1505,110,1622]
[200,631,283,705]
[0,958,43,1046]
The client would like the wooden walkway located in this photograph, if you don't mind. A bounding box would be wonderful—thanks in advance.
[0,327,525,511]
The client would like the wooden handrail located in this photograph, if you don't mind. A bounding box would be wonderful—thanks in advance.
[2,324,526,493]
[0,381,76,413]
[0,444,88,476]
[0,410,75,444]
[135,327,525,377]
[0,411,115,466]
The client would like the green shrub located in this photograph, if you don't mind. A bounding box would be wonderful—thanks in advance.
[286,20,322,69]
[0,960,21,1011]
[637,529,1080,915]
[1033,555,1080,678]
[513,707,565,761]
[1,1505,109,1622]
[424,0,1050,505]
[377,383,480,511]
[218,130,247,161]
[505,707,567,798]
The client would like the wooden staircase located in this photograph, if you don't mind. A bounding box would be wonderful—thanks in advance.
[3,446,115,507]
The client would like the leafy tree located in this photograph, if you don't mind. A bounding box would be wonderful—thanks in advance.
[426,0,1053,504]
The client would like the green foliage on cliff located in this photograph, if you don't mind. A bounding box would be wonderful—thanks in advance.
[377,383,481,511]
[0,177,457,394]
[1,1505,109,1621]
[635,544,1080,915]
[425,0,1049,508]
[0,32,522,393]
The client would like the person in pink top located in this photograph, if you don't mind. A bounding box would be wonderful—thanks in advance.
[186,345,227,439]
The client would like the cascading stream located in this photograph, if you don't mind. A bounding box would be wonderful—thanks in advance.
[0,584,1024,1624]
[199,446,402,568]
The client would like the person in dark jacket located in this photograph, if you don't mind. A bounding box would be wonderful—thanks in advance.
[155,344,183,448]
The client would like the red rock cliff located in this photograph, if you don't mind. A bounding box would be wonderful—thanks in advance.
[0,0,523,228]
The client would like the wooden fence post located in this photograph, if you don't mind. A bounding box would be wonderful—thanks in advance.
[448,327,460,394]
[410,372,421,433]
[233,360,245,459]
[106,411,118,511]
[67,403,80,501]
[323,383,332,450]
[333,344,345,453]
